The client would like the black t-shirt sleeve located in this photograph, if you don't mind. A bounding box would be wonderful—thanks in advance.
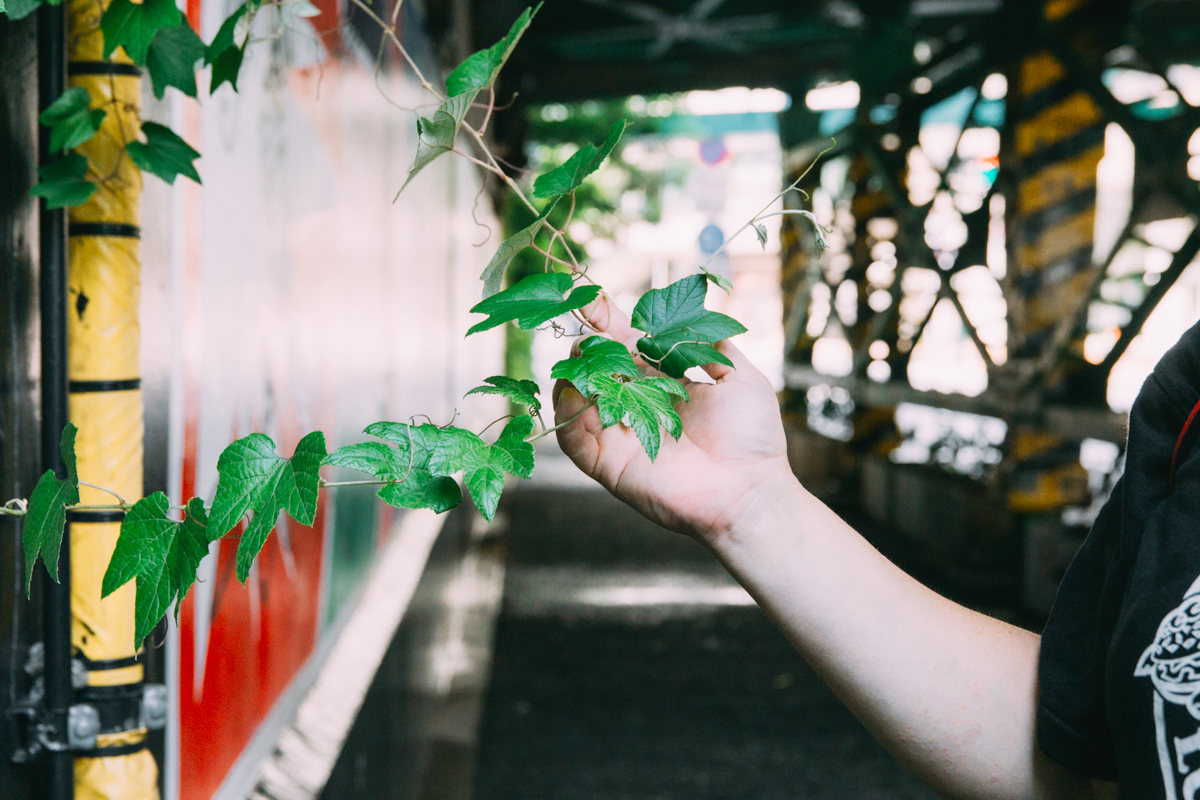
[1036,480,1123,781]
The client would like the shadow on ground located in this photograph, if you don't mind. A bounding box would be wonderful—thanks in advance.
[471,470,938,800]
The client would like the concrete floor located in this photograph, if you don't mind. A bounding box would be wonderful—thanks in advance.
[471,470,939,800]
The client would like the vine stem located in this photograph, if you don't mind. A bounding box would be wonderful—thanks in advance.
[699,140,835,274]
[79,480,129,508]
[347,0,442,99]
[527,399,597,442]
[319,478,391,489]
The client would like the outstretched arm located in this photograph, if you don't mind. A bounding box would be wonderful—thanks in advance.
[553,296,1098,800]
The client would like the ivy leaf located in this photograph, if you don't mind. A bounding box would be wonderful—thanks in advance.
[550,336,638,398]
[378,475,462,513]
[22,424,79,594]
[532,119,626,199]
[206,1,258,93]
[207,432,326,582]
[467,273,600,335]
[753,222,768,249]
[466,376,541,412]
[29,154,95,210]
[172,498,209,613]
[423,418,534,521]
[102,493,177,599]
[445,4,539,97]
[145,22,207,98]
[324,441,406,480]
[100,0,182,64]
[102,494,212,647]
[209,45,246,93]
[592,375,688,462]
[631,274,747,379]
[364,422,444,465]
[701,269,732,293]
[39,88,105,153]
[325,433,463,514]
[492,415,536,479]
[397,92,477,197]
[126,122,201,185]
[480,198,558,299]
[460,416,535,520]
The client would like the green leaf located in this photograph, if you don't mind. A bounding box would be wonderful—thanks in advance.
[39,88,105,153]
[701,269,732,293]
[100,0,182,64]
[480,198,558,299]
[427,427,486,477]
[323,441,406,480]
[326,429,463,514]
[207,432,327,582]
[22,424,80,593]
[364,422,443,465]
[103,493,177,599]
[209,45,246,93]
[753,222,768,249]
[466,272,600,335]
[420,418,535,521]
[460,416,535,520]
[378,474,462,513]
[207,1,249,56]
[532,119,626,199]
[29,154,95,209]
[126,122,201,185]
[397,92,477,197]
[592,375,688,462]
[631,274,747,379]
[492,415,535,479]
[145,22,207,98]
[103,493,213,647]
[466,376,541,412]
[550,336,638,398]
[205,2,255,93]
[172,498,210,614]
[445,4,539,97]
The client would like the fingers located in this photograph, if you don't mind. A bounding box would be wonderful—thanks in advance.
[701,339,764,383]
[580,292,640,349]
[553,383,603,476]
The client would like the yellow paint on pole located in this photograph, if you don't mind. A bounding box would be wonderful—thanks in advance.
[66,0,159,796]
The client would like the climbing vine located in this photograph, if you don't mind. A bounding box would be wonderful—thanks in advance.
[1,2,829,648]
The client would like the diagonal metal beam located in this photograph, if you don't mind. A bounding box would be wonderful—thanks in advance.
[1099,219,1200,373]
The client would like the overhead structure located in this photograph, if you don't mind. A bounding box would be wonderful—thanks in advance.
[457,0,1200,589]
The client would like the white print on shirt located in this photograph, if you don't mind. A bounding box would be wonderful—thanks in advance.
[1136,573,1200,800]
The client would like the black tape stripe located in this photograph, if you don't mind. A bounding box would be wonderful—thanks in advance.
[1019,189,1097,240]
[68,510,126,524]
[69,223,141,239]
[1019,125,1106,175]
[68,62,142,77]
[78,655,142,671]
[81,741,147,758]
[70,378,141,393]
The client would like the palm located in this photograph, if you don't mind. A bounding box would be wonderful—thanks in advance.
[554,296,792,539]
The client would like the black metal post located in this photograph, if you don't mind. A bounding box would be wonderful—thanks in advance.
[37,2,73,798]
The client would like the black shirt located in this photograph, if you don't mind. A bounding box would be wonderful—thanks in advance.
[1039,319,1200,798]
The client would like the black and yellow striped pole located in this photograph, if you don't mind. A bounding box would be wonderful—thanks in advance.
[65,0,158,796]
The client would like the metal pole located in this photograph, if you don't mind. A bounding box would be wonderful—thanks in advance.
[38,1,74,797]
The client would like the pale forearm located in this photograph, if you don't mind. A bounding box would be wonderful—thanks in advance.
[707,476,1092,800]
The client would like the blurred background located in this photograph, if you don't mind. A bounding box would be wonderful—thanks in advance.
[2,0,1198,798]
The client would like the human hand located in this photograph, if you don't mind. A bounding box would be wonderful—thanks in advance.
[553,293,799,542]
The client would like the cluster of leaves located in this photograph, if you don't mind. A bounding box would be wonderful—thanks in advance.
[10,5,784,653]
[14,0,307,207]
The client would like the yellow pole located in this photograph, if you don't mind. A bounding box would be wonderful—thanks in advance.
[66,0,159,796]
